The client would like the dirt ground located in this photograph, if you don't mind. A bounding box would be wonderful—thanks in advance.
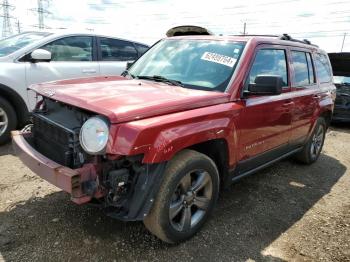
[0,125,349,262]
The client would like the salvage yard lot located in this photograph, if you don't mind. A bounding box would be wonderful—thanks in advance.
[0,126,349,262]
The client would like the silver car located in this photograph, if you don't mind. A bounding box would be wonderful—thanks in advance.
[0,31,149,144]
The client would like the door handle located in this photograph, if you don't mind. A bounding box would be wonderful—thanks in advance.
[282,99,294,107]
[82,69,97,74]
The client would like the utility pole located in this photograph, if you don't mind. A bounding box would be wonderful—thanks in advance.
[30,0,51,30]
[16,19,20,33]
[0,0,15,37]
[341,32,347,52]
[243,22,246,35]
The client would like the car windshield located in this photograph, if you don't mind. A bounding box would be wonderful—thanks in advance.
[334,76,350,85]
[129,39,245,92]
[0,32,50,57]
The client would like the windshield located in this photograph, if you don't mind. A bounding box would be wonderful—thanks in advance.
[334,76,350,85]
[0,32,50,57]
[129,39,245,92]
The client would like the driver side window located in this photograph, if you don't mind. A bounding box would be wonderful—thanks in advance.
[248,49,288,87]
[41,36,93,62]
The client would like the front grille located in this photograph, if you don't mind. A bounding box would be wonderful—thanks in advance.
[29,98,93,168]
[32,114,83,168]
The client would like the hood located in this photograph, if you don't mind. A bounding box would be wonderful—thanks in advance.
[30,76,230,123]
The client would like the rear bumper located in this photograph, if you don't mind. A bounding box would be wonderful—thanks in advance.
[12,131,96,204]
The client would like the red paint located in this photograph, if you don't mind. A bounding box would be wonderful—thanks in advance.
[21,36,335,181]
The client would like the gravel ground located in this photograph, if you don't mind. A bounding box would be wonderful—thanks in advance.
[0,125,349,262]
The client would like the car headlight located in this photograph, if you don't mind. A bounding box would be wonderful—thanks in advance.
[80,116,109,154]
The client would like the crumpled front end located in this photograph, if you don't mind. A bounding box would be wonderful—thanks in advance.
[12,97,166,221]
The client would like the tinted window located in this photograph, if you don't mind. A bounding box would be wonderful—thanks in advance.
[315,53,332,83]
[291,51,315,86]
[248,49,288,86]
[100,38,137,61]
[135,43,149,56]
[42,36,93,62]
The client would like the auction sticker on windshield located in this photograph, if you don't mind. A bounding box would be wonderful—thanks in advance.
[201,52,237,68]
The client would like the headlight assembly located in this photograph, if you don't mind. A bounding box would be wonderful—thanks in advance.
[79,116,109,154]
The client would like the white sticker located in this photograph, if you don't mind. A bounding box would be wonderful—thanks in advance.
[201,52,237,68]
[234,48,240,54]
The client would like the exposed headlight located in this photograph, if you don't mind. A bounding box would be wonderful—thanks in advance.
[80,116,109,154]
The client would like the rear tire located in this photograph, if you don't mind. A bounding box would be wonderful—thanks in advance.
[143,149,220,244]
[0,96,17,145]
[295,118,326,164]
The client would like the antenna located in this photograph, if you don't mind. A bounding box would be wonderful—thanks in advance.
[0,0,15,37]
[30,0,51,30]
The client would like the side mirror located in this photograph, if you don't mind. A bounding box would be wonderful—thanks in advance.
[30,49,51,62]
[126,61,134,70]
[247,75,283,96]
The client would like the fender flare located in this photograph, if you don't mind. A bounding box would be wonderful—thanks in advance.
[0,84,29,127]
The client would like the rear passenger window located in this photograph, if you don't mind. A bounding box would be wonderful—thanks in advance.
[291,51,315,86]
[248,49,288,87]
[315,53,332,83]
[99,38,138,61]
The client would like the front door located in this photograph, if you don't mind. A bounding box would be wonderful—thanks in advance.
[236,46,293,174]
[25,35,100,109]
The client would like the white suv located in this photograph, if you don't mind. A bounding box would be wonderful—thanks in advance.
[0,31,149,144]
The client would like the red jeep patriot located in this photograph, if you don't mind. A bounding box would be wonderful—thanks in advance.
[12,34,335,243]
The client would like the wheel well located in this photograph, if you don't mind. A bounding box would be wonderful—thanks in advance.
[188,139,229,187]
[320,110,332,127]
[0,84,29,127]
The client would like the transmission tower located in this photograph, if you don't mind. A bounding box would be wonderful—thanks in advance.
[30,0,51,30]
[0,0,15,37]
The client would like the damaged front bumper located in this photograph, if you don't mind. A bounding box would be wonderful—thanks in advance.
[11,130,102,204]
[11,130,166,221]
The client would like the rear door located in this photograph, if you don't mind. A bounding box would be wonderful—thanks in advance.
[288,49,319,145]
[236,45,293,173]
[97,37,138,75]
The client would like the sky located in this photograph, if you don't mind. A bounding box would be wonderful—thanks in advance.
[3,0,350,52]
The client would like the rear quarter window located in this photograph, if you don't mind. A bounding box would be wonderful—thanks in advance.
[314,53,332,83]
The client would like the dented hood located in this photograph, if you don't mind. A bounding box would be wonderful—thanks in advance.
[30,76,230,123]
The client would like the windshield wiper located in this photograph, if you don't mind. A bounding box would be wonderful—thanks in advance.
[136,75,184,87]
[121,70,135,79]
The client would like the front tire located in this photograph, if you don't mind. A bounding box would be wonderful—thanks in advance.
[0,97,17,145]
[144,150,220,244]
[295,118,326,164]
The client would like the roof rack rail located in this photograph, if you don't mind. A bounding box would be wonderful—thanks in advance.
[230,34,279,37]
[279,33,318,47]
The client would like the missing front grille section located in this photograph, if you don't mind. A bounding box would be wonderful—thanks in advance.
[31,98,92,169]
